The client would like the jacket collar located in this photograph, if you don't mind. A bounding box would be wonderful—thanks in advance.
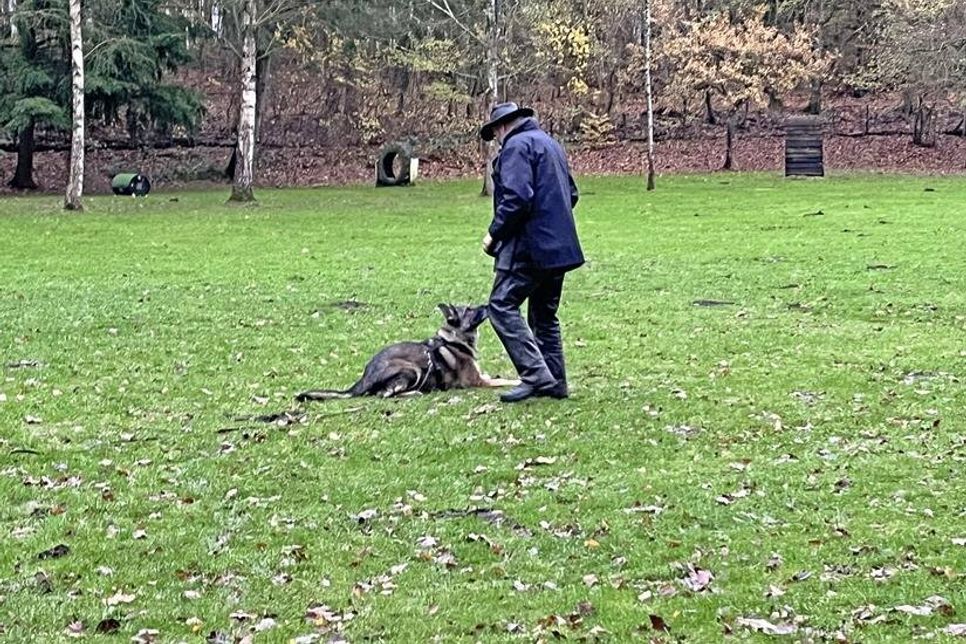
[502,117,539,145]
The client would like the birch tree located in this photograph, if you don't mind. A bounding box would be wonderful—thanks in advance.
[64,0,83,210]
[482,0,499,196]
[229,0,256,202]
[218,0,307,203]
[644,0,655,190]
[424,0,502,195]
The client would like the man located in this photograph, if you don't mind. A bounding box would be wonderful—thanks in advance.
[479,102,584,403]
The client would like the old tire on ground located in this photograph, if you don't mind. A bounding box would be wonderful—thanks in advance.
[376,143,413,187]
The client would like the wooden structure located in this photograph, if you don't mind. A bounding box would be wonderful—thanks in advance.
[784,116,824,177]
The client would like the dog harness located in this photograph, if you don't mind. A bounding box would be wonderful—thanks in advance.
[421,336,475,391]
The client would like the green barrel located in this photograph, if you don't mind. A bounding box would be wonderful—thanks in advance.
[111,173,151,196]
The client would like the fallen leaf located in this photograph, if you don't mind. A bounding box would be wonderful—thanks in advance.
[851,605,888,625]
[417,535,438,550]
[131,628,159,643]
[766,552,784,571]
[682,566,714,592]
[253,618,277,632]
[736,616,798,635]
[893,595,952,617]
[942,624,966,636]
[37,544,70,560]
[623,503,664,515]
[583,573,599,587]
[791,570,813,582]
[765,584,786,598]
[575,601,595,616]
[292,636,321,644]
[468,403,500,417]
[95,618,120,634]
[104,591,136,606]
[649,614,670,632]
[64,621,84,638]
[433,550,458,569]
[587,625,610,637]
[515,456,557,470]
[352,509,378,524]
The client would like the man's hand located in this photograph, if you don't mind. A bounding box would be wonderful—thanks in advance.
[482,232,494,254]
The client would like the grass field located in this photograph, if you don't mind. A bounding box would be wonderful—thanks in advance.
[1,173,965,642]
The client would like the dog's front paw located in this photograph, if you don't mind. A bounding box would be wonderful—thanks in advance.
[482,374,521,388]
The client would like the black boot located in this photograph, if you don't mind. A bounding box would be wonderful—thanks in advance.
[500,381,567,403]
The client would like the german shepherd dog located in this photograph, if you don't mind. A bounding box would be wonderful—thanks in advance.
[295,304,519,401]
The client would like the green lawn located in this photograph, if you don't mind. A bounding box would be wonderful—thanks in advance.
[1,174,965,642]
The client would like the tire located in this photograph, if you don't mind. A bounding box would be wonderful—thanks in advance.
[131,175,151,196]
[376,143,413,187]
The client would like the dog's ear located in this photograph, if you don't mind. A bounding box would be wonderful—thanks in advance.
[437,303,459,325]
[468,305,489,329]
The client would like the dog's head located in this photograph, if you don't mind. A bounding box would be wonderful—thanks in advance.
[437,303,488,346]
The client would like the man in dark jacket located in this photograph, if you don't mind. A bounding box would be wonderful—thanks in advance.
[480,102,584,403]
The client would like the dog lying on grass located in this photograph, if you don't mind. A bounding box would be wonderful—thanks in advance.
[295,304,518,401]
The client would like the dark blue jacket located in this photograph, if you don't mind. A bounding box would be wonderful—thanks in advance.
[489,118,584,272]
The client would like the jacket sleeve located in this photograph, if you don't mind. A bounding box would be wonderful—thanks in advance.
[488,144,534,242]
[569,173,579,208]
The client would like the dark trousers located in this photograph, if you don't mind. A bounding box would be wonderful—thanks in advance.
[488,268,567,387]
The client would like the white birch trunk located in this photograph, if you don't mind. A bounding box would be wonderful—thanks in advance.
[229,0,256,202]
[5,0,17,38]
[481,0,499,197]
[64,0,84,211]
[644,0,656,191]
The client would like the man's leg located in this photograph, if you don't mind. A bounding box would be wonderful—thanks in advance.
[488,269,556,390]
[527,271,567,395]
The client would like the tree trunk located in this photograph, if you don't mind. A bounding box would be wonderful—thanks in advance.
[912,98,935,148]
[644,0,655,191]
[254,51,271,145]
[126,107,142,146]
[64,0,84,211]
[722,117,736,170]
[481,0,499,197]
[6,0,18,38]
[229,0,256,203]
[704,90,716,125]
[10,120,37,190]
[806,77,822,114]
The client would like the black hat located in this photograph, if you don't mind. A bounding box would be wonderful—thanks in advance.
[479,102,535,141]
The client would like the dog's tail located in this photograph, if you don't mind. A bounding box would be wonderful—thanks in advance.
[295,379,365,403]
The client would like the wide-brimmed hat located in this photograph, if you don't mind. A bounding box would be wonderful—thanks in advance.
[479,102,535,141]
